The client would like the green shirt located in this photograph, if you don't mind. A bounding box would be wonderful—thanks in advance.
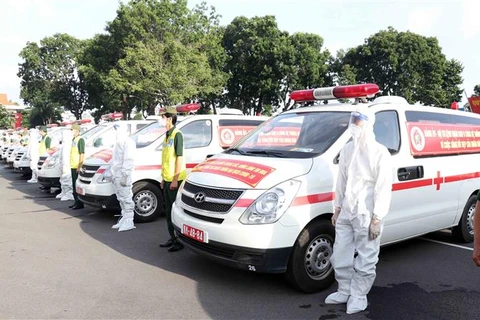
[75,137,85,154]
[165,126,183,157]
[44,136,52,149]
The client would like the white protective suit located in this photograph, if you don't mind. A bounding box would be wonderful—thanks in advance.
[56,129,74,201]
[325,106,392,314]
[26,129,40,183]
[110,123,136,232]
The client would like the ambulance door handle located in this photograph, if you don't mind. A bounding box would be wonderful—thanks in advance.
[397,166,424,181]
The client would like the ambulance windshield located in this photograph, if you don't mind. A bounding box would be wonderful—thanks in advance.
[227,111,351,158]
[131,121,168,148]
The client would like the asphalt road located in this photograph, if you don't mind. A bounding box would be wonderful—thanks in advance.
[0,165,478,320]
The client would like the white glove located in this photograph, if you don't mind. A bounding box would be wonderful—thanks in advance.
[369,216,382,240]
[332,207,341,226]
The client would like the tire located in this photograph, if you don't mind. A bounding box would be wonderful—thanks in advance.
[132,181,164,223]
[452,195,476,243]
[286,219,336,293]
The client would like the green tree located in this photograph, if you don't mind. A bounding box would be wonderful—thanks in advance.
[222,15,289,115]
[0,105,13,129]
[280,32,332,110]
[335,27,463,107]
[80,0,226,118]
[18,33,89,120]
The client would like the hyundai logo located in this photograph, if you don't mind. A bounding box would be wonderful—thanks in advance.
[194,192,206,203]
[80,167,86,174]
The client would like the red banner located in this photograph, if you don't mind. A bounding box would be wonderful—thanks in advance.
[257,127,300,146]
[407,122,480,156]
[468,96,480,114]
[218,126,257,147]
[192,159,275,187]
[91,149,113,162]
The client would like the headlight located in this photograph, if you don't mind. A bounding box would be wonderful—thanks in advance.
[97,167,113,184]
[239,179,301,225]
[45,154,60,168]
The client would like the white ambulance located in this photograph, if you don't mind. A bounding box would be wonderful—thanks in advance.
[171,84,480,293]
[37,121,151,189]
[76,114,268,223]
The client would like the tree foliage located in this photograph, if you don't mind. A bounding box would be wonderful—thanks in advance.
[335,27,463,107]
[18,33,88,121]
[0,105,13,129]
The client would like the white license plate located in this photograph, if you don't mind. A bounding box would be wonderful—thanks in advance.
[182,224,208,243]
[76,186,85,196]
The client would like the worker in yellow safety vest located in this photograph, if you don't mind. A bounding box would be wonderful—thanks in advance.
[69,124,85,210]
[38,126,52,156]
[158,106,187,252]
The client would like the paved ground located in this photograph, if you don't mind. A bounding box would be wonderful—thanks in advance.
[0,165,478,320]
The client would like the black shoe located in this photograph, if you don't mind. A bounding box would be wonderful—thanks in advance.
[168,241,184,252]
[71,205,84,210]
[159,238,175,248]
[68,205,75,208]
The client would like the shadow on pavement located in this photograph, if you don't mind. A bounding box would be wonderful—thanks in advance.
[1,165,479,320]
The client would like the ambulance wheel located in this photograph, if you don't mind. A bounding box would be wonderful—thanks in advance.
[452,195,476,243]
[132,181,164,223]
[286,220,336,293]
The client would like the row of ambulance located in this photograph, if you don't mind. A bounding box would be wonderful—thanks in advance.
[2,85,479,293]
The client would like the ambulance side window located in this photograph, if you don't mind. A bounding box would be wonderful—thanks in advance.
[374,111,400,154]
[181,120,213,149]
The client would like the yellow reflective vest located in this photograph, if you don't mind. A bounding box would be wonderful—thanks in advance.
[161,128,187,182]
[70,136,82,169]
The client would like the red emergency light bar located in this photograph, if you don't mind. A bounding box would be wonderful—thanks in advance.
[290,84,380,102]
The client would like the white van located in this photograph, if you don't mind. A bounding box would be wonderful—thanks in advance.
[76,115,269,222]
[171,84,480,293]
[37,121,151,189]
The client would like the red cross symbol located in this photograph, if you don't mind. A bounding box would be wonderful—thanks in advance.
[433,171,444,190]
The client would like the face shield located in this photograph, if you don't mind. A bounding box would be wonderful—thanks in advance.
[349,111,369,138]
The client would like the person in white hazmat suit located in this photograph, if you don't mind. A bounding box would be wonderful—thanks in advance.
[26,128,40,183]
[56,129,74,201]
[324,107,392,314]
[109,123,136,232]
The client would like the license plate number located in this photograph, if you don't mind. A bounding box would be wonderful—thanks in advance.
[182,224,208,243]
[76,186,85,195]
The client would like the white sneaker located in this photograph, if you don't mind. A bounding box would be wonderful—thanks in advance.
[27,179,38,184]
[61,193,74,201]
[325,292,349,304]
[56,193,66,199]
[346,296,368,314]
[118,218,135,232]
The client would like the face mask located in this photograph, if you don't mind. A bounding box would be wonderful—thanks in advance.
[349,124,362,138]
[159,119,167,127]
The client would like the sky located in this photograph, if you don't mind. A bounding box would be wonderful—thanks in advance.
[0,0,478,106]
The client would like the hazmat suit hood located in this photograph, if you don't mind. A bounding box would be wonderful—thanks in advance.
[114,123,129,144]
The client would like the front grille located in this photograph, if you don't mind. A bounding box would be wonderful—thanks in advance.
[37,156,47,169]
[79,165,100,178]
[181,195,232,212]
[15,153,24,161]
[181,181,244,213]
[177,233,235,259]
[183,181,243,199]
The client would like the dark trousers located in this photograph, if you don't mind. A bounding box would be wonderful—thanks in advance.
[163,181,182,239]
[71,169,82,207]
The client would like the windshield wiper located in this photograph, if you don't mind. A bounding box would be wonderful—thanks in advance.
[244,150,286,158]
[226,148,247,155]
